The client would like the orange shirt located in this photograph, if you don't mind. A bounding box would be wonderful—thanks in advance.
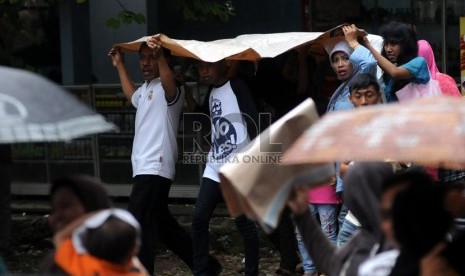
[55,238,145,276]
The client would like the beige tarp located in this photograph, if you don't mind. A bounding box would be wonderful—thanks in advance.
[113,24,383,63]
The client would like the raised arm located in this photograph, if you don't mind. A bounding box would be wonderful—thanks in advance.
[108,48,137,102]
[53,212,95,247]
[343,24,361,50]
[363,37,413,80]
[147,35,178,103]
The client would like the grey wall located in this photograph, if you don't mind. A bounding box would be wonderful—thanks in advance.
[60,0,92,85]
[154,1,302,40]
[89,0,147,83]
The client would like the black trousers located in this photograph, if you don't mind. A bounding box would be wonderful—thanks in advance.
[128,175,193,275]
[268,206,300,272]
[192,177,259,276]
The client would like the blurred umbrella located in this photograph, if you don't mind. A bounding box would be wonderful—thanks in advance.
[283,96,465,169]
[0,66,117,143]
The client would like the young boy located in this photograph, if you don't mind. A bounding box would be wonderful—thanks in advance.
[348,73,382,108]
[337,72,381,246]
[53,209,147,276]
[191,59,259,276]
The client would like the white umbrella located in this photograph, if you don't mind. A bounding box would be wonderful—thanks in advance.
[0,66,117,143]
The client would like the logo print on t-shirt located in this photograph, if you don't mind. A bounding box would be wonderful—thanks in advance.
[211,99,237,160]
[147,90,153,101]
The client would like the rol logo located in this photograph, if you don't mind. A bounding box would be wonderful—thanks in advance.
[211,99,237,160]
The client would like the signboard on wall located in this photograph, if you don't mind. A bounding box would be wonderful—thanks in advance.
[461,17,465,94]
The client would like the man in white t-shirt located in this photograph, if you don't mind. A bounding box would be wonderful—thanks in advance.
[190,60,260,276]
[108,35,191,275]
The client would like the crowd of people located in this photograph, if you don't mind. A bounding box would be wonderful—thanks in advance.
[1,20,465,276]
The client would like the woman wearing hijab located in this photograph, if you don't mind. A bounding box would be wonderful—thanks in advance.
[288,162,394,276]
[417,40,461,98]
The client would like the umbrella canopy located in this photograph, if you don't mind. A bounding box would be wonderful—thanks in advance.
[0,66,117,143]
[113,24,383,63]
[283,96,465,169]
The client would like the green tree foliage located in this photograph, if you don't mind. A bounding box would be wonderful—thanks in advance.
[0,0,47,69]
[168,0,235,22]
[0,0,235,69]
[105,0,145,29]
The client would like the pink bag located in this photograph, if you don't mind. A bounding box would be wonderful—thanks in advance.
[395,79,442,102]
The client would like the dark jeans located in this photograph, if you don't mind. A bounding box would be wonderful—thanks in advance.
[268,207,300,272]
[128,175,193,275]
[337,204,348,235]
[192,177,259,276]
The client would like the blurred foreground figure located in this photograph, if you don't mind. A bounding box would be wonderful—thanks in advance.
[360,171,463,276]
[41,174,113,273]
[53,209,147,276]
[288,162,394,276]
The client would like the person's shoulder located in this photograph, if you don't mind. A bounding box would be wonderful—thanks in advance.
[358,249,399,276]
[229,77,253,96]
[229,77,246,85]
[407,56,427,66]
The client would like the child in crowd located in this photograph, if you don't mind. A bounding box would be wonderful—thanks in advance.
[53,208,147,276]
[296,73,382,276]
[364,21,430,103]
[296,179,341,276]
[191,59,260,276]
[337,73,382,247]
[40,174,113,273]
[48,174,112,233]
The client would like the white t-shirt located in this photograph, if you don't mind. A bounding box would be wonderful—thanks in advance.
[131,78,184,179]
[203,81,249,182]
